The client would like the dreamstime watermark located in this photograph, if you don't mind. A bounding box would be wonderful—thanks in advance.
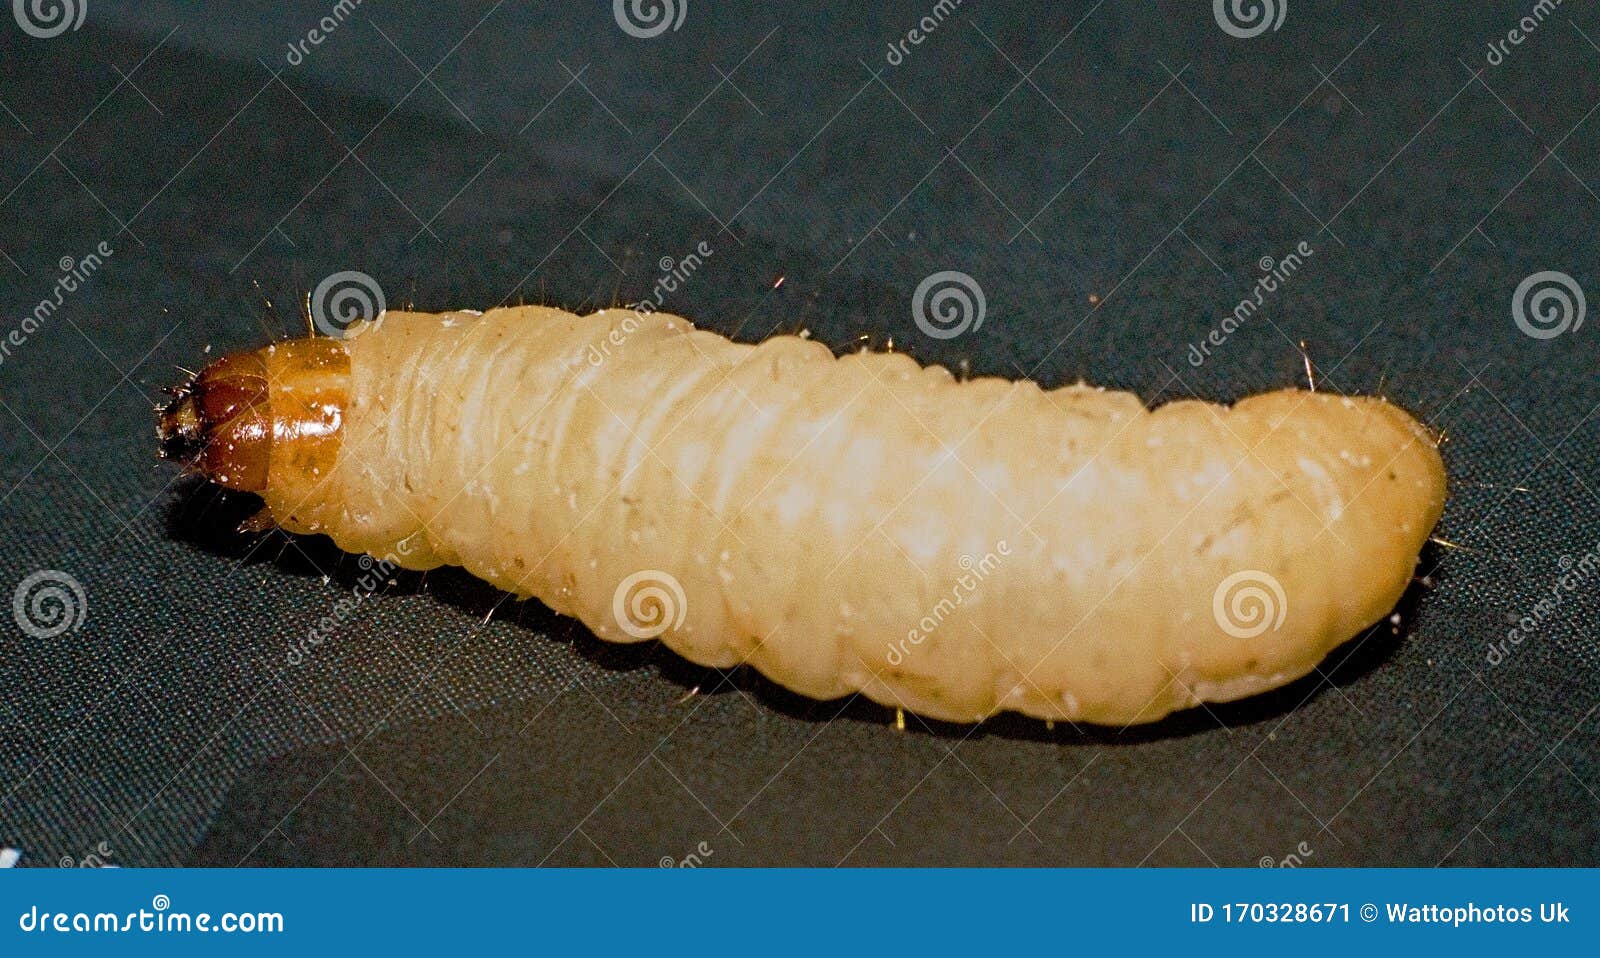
[309,269,385,338]
[1213,0,1286,39]
[884,0,964,66]
[1511,270,1584,340]
[1187,240,1313,366]
[1483,0,1563,66]
[17,895,283,935]
[614,0,685,39]
[0,241,114,368]
[586,240,714,365]
[13,570,87,639]
[286,549,407,664]
[612,570,687,639]
[58,840,114,869]
[886,541,1011,666]
[1212,570,1287,639]
[1259,840,1314,868]
[659,840,713,867]
[912,270,986,340]
[12,0,86,38]
[284,0,365,65]
[1487,544,1597,666]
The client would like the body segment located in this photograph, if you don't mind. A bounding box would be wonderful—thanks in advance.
[162,306,1447,724]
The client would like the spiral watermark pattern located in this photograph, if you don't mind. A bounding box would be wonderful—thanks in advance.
[912,270,986,340]
[659,840,714,867]
[57,840,113,868]
[12,0,85,38]
[310,270,385,338]
[151,894,171,911]
[614,0,685,38]
[1511,270,1585,340]
[1213,0,1285,38]
[13,570,87,639]
[612,570,687,639]
[1212,570,1287,639]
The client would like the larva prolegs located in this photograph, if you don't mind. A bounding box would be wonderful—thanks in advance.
[160,305,1446,725]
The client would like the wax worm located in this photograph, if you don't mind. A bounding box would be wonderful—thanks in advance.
[159,306,1446,725]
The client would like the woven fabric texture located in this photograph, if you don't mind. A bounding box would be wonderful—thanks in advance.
[0,0,1595,866]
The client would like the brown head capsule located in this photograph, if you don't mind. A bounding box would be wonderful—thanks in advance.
[158,337,350,504]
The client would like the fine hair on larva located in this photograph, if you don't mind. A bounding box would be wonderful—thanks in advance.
[159,302,1447,726]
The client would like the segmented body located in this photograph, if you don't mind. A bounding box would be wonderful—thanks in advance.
[168,306,1447,724]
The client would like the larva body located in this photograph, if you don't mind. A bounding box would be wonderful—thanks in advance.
[161,306,1446,725]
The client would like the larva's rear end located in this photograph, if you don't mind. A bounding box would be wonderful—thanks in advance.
[1088,390,1446,721]
[160,305,1446,726]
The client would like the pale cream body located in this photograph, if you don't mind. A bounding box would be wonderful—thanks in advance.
[267,307,1447,724]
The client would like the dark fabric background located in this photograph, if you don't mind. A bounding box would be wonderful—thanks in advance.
[0,0,1596,867]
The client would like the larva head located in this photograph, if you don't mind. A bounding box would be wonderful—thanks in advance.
[158,338,349,494]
